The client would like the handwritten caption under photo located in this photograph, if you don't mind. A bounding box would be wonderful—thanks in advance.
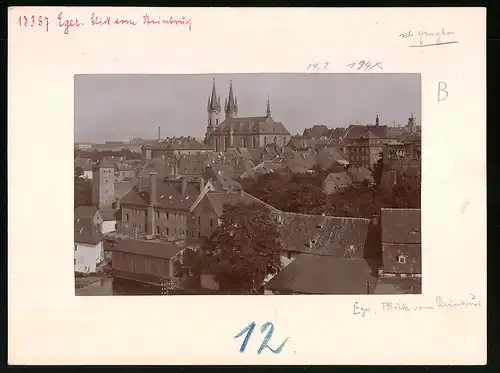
[307,60,383,73]
[354,293,483,318]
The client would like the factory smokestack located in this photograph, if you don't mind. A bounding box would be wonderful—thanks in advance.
[158,126,161,140]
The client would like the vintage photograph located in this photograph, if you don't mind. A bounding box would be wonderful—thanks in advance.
[74,73,422,296]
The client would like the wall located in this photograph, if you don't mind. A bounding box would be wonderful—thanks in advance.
[154,209,189,240]
[121,206,148,235]
[189,197,218,239]
[101,220,117,234]
[112,251,170,278]
[74,241,103,274]
[83,170,93,179]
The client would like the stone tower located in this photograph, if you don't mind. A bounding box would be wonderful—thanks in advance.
[92,161,116,209]
[207,78,221,130]
[224,80,238,119]
[408,112,416,133]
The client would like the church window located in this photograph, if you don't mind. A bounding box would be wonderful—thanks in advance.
[216,118,219,126]
[252,136,256,149]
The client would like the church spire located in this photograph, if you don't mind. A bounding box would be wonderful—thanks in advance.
[375,113,379,126]
[208,78,219,113]
[266,96,271,118]
[225,80,238,118]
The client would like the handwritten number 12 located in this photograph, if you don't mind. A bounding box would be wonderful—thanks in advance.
[234,321,289,354]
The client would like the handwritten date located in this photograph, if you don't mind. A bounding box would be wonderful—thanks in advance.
[307,62,329,72]
[347,60,383,71]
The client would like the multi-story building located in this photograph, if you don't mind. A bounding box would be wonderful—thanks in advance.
[119,173,215,240]
[92,161,116,209]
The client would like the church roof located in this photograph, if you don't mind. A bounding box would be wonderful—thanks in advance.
[212,116,290,136]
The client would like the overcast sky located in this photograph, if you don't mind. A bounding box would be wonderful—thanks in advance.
[74,73,421,143]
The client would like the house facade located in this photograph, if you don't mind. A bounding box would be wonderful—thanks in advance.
[74,216,104,274]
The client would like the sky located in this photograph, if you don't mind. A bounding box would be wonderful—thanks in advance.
[74,73,421,143]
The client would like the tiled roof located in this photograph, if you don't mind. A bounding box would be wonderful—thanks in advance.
[74,216,103,245]
[178,154,210,176]
[287,136,314,150]
[275,212,371,257]
[303,125,330,139]
[205,191,257,216]
[114,180,138,199]
[329,127,347,140]
[99,209,120,221]
[343,125,389,140]
[204,164,242,192]
[316,147,348,169]
[138,157,177,178]
[347,167,374,183]
[213,116,290,135]
[107,239,184,259]
[381,208,421,244]
[281,150,316,174]
[121,178,203,211]
[75,206,99,218]
[374,277,422,294]
[265,255,380,294]
[325,172,352,188]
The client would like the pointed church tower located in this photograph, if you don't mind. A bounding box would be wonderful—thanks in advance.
[207,78,220,129]
[266,97,272,118]
[225,80,238,118]
[375,113,380,126]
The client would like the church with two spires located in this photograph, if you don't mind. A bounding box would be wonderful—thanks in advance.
[204,79,291,153]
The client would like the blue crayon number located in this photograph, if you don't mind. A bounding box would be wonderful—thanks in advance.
[234,321,289,355]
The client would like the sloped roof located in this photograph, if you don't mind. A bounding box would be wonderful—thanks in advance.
[74,216,102,245]
[265,255,379,294]
[316,147,348,169]
[121,178,203,211]
[107,239,183,259]
[374,277,422,294]
[347,167,374,183]
[276,212,371,257]
[75,206,99,219]
[138,157,177,178]
[114,180,138,199]
[143,137,211,150]
[178,154,210,175]
[303,125,330,138]
[204,164,242,192]
[205,191,258,217]
[213,116,290,135]
[325,172,352,188]
[281,151,316,174]
[343,125,389,140]
[381,208,421,244]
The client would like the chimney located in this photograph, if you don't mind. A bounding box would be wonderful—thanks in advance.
[158,126,161,140]
[199,177,205,193]
[115,197,121,209]
[149,173,158,206]
[240,188,244,196]
[181,178,188,194]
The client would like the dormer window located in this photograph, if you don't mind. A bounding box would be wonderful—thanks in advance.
[397,255,407,264]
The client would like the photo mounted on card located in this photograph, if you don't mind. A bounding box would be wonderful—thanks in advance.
[8,7,486,365]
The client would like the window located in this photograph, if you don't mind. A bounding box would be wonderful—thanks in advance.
[210,219,213,227]
[397,255,407,264]
[197,231,200,238]
[74,244,77,252]
[174,229,177,234]
[252,136,256,149]
[166,212,169,219]
[166,228,169,235]
[198,216,201,225]
[287,252,292,260]
[156,226,160,234]
[74,258,76,266]
[156,211,160,219]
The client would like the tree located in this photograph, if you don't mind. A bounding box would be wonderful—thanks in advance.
[199,202,283,293]
[75,178,92,208]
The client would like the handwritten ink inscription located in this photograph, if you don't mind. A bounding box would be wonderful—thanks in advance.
[347,60,383,71]
[438,81,449,101]
[353,294,483,317]
[307,62,329,72]
[16,12,192,35]
[235,321,289,355]
[399,28,458,47]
